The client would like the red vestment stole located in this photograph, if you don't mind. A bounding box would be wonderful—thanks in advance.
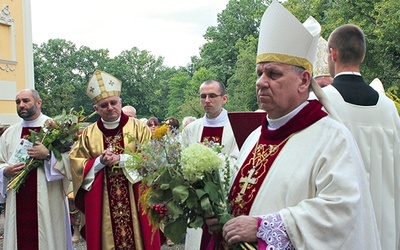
[16,126,41,250]
[200,126,224,144]
[230,100,327,215]
[76,114,162,250]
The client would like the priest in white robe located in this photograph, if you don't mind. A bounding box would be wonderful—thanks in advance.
[205,1,381,249]
[324,24,400,250]
[181,80,239,250]
[0,89,72,250]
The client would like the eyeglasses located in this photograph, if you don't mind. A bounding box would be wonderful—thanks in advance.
[97,99,120,109]
[200,93,223,99]
[148,123,158,127]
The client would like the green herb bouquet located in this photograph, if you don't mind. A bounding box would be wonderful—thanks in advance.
[7,108,95,192]
[125,124,233,245]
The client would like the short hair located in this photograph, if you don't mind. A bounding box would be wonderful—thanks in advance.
[165,117,180,130]
[182,116,196,127]
[30,89,41,101]
[329,24,366,65]
[147,117,160,126]
[201,80,226,95]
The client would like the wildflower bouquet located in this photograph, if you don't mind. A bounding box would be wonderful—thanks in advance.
[125,125,233,245]
[7,108,95,192]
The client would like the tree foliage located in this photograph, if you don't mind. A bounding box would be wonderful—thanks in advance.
[32,0,400,122]
[284,0,400,90]
[196,0,270,84]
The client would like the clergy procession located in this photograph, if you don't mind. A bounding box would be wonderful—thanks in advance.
[0,0,400,249]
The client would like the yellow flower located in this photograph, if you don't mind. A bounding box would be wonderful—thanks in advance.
[152,124,168,140]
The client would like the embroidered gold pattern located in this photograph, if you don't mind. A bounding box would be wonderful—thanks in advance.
[203,136,221,144]
[232,134,294,215]
[108,167,135,249]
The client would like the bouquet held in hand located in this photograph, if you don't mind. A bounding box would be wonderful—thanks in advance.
[125,125,232,244]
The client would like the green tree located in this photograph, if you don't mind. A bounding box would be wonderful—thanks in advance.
[197,0,270,84]
[284,0,400,92]
[108,47,167,120]
[34,39,110,117]
[225,35,258,112]
[167,71,191,118]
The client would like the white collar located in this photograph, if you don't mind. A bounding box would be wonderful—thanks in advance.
[102,117,121,129]
[267,101,308,130]
[203,108,228,127]
[21,113,44,127]
[335,71,361,78]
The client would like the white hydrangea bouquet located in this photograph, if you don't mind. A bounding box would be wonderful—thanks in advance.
[124,124,233,244]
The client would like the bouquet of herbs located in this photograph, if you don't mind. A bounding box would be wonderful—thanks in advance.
[125,125,233,245]
[7,108,95,192]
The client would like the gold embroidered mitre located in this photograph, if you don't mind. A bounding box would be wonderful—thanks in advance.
[314,37,330,78]
[86,70,122,103]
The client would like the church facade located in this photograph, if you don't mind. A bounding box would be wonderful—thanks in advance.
[0,0,34,126]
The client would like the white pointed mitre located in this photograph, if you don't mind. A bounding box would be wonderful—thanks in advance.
[86,70,122,103]
[256,0,321,73]
[370,78,385,94]
[314,37,330,78]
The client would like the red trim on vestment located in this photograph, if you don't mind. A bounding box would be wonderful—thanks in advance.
[16,127,41,250]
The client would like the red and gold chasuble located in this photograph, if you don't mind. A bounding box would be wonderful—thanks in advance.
[201,126,224,144]
[16,127,41,250]
[76,114,162,250]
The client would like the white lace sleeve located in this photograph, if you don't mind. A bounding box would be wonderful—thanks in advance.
[256,212,295,250]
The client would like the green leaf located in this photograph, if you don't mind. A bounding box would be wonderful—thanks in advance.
[200,196,212,213]
[159,183,170,190]
[166,201,184,220]
[189,215,204,228]
[203,179,220,203]
[164,218,187,244]
[195,188,208,199]
[186,191,200,209]
[172,185,189,203]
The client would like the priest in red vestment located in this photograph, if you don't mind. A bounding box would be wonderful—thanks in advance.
[69,70,163,250]
[204,1,380,249]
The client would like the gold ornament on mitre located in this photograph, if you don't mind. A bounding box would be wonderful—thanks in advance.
[314,37,330,78]
[86,70,122,103]
[256,0,320,73]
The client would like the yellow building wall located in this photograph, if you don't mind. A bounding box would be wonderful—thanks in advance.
[0,0,34,126]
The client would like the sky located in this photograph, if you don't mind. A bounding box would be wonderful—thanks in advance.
[30,0,230,67]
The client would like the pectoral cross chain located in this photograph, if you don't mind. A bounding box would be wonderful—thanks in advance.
[239,168,257,194]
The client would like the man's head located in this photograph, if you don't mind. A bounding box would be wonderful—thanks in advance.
[256,63,311,119]
[199,80,227,119]
[182,116,196,128]
[87,70,122,122]
[15,89,42,121]
[256,0,320,118]
[327,24,366,77]
[94,96,122,122]
[122,105,137,118]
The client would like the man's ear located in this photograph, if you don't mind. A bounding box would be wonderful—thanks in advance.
[299,70,311,92]
[93,104,98,111]
[330,47,337,62]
